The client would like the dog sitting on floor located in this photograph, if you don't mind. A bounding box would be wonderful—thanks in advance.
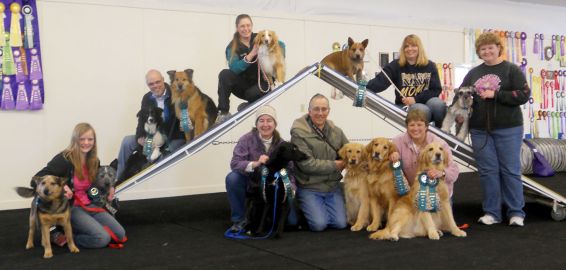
[369,142,467,241]
[254,29,286,87]
[90,165,119,215]
[116,106,166,185]
[15,175,80,259]
[339,142,371,231]
[441,86,474,141]
[167,69,217,141]
[245,141,307,238]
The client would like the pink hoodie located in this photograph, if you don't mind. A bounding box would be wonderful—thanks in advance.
[392,132,459,196]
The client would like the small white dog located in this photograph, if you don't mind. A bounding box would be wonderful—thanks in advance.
[441,87,474,141]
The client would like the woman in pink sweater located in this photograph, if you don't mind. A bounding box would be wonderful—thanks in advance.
[389,110,460,197]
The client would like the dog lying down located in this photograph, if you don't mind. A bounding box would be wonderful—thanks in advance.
[243,141,307,238]
[15,175,80,258]
[369,142,467,241]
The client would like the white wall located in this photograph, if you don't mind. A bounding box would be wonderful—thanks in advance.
[1,0,565,210]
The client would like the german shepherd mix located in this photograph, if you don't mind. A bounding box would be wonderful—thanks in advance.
[15,175,80,258]
[322,37,369,82]
[167,69,217,141]
[246,142,308,238]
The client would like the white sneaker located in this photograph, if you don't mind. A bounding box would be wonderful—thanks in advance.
[509,216,524,227]
[478,214,500,225]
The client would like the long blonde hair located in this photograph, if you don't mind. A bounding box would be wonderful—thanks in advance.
[398,34,429,67]
[62,123,98,183]
[228,14,253,63]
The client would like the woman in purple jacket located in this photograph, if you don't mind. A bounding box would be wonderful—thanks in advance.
[225,105,296,232]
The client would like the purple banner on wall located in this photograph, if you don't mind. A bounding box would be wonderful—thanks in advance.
[0,0,44,111]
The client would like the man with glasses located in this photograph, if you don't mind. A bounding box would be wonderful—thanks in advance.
[116,69,185,179]
[290,93,349,231]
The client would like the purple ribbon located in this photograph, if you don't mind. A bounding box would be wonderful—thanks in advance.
[15,82,29,110]
[13,49,25,83]
[29,48,42,81]
[29,80,42,110]
[521,32,527,56]
[534,33,540,54]
[1,77,15,110]
[540,34,545,60]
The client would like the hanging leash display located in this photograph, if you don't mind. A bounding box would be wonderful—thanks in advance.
[415,172,440,212]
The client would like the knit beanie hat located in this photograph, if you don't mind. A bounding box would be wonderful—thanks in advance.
[255,105,277,124]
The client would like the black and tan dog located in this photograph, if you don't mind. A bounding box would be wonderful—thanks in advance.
[15,175,80,258]
[167,69,217,141]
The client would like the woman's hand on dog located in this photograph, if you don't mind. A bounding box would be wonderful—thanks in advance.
[389,151,400,163]
[427,169,444,179]
[245,46,259,62]
[107,187,115,201]
[63,185,73,199]
[253,154,269,169]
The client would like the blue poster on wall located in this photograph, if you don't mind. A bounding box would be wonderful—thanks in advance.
[0,0,43,111]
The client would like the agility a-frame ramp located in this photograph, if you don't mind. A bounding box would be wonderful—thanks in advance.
[115,63,566,221]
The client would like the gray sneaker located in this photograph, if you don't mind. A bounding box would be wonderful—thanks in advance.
[215,111,231,124]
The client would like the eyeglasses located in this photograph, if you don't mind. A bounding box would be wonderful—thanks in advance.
[147,80,162,87]
[310,107,329,113]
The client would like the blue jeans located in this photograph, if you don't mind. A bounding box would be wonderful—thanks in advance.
[470,126,525,221]
[117,135,185,179]
[408,97,447,128]
[225,171,298,225]
[71,206,126,248]
[296,186,347,232]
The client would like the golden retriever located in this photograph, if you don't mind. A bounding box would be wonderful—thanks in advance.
[167,69,218,141]
[339,143,370,231]
[369,142,467,241]
[365,137,407,231]
[255,30,286,87]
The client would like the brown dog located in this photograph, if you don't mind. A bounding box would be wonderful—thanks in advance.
[321,37,369,82]
[15,175,80,259]
[365,137,408,232]
[369,142,467,241]
[255,30,286,87]
[339,143,370,231]
[167,69,218,141]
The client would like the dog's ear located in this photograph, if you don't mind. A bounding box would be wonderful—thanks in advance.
[361,39,369,48]
[136,107,145,118]
[166,70,176,83]
[55,176,67,186]
[347,37,354,48]
[338,145,347,160]
[442,147,450,168]
[184,69,194,80]
[364,140,374,159]
[450,88,460,106]
[389,140,398,154]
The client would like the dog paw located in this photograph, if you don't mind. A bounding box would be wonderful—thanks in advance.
[350,223,364,232]
[366,224,379,232]
[43,251,53,259]
[452,229,467,237]
[26,242,34,249]
[427,231,441,240]
[69,244,80,253]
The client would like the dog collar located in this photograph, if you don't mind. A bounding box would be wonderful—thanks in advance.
[391,161,410,196]
[143,135,154,158]
[415,172,439,212]
[180,107,194,133]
